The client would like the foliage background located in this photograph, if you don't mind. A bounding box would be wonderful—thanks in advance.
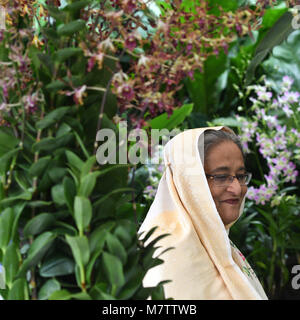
[0,0,299,300]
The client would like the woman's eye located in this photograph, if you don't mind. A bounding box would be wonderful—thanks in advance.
[215,175,228,181]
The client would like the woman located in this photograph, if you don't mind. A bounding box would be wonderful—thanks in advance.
[139,126,268,300]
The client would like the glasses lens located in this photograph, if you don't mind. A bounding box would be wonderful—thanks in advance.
[214,175,230,186]
[213,173,251,186]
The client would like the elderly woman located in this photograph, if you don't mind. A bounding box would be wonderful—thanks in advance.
[139,126,268,300]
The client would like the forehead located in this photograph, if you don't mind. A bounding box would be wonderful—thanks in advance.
[204,141,245,172]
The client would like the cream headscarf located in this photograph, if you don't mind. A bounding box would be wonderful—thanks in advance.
[139,126,268,300]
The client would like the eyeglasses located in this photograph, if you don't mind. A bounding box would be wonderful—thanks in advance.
[206,172,252,187]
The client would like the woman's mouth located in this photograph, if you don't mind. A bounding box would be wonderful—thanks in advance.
[222,199,239,205]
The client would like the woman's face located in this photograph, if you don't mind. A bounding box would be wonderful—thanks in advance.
[204,140,248,226]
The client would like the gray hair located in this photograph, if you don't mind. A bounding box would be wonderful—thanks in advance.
[201,129,245,163]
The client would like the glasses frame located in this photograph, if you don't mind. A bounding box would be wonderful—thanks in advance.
[205,172,252,187]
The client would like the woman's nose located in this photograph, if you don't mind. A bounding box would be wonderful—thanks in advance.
[226,177,242,195]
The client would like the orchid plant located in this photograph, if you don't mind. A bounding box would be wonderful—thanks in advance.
[236,75,300,207]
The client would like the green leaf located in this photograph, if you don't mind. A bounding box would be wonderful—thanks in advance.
[246,11,295,85]
[78,172,99,197]
[55,47,83,62]
[0,130,19,157]
[28,156,51,178]
[38,279,61,300]
[74,196,92,235]
[36,53,54,76]
[48,167,67,183]
[106,233,127,265]
[65,235,90,267]
[45,5,67,22]
[46,80,67,92]
[11,202,26,243]
[63,176,76,213]
[114,225,133,249]
[40,256,75,277]
[7,278,28,300]
[90,283,116,300]
[93,188,135,209]
[80,155,97,179]
[36,107,71,130]
[65,150,84,172]
[32,133,74,153]
[23,213,56,237]
[0,147,20,175]
[0,190,32,206]
[63,0,92,12]
[57,20,86,36]
[0,208,14,251]
[3,243,20,288]
[51,184,66,206]
[117,266,144,299]
[86,227,109,285]
[48,289,72,300]
[18,232,56,277]
[101,251,125,287]
[149,103,193,130]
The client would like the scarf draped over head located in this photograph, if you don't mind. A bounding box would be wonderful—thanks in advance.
[139,126,268,300]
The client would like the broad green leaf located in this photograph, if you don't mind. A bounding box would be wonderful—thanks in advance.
[65,150,84,171]
[32,133,74,153]
[38,279,61,300]
[80,155,97,179]
[57,20,86,36]
[149,103,193,130]
[90,283,116,300]
[14,170,31,191]
[89,222,114,253]
[246,11,295,85]
[106,233,127,265]
[48,289,72,300]
[48,167,67,183]
[74,196,92,235]
[7,278,28,300]
[55,47,83,62]
[86,227,108,285]
[0,190,32,206]
[114,225,133,249]
[36,53,54,76]
[3,243,20,288]
[45,5,67,22]
[117,266,144,299]
[78,172,99,197]
[11,202,26,243]
[63,176,76,213]
[23,213,56,237]
[101,251,125,287]
[65,235,90,267]
[0,148,20,175]
[45,80,66,92]
[40,256,75,277]
[63,0,92,12]
[28,156,51,178]
[36,107,71,130]
[51,184,66,206]
[18,232,56,277]
[0,130,19,157]
[93,188,135,209]
[0,208,14,251]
